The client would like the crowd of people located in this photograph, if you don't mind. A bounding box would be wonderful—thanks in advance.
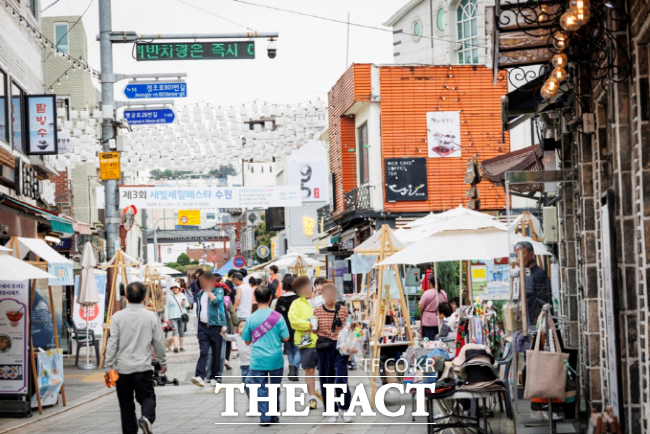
[105,268,463,433]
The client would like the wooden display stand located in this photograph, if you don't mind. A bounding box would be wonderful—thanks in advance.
[143,265,164,313]
[8,237,67,415]
[355,225,413,406]
[291,256,307,277]
[97,250,139,368]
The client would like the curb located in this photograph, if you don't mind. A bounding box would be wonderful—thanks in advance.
[0,388,115,434]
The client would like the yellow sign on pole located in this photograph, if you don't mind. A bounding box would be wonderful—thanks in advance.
[178,210,200,226]
[99,152,121,180]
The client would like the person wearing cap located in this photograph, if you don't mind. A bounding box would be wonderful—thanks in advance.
[515,241,552,326]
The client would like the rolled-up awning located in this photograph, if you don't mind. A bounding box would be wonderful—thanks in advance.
[0,196,75,235]
[480,144,545,192]
[501,73,568,131]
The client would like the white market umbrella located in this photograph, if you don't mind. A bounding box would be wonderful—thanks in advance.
[76,242,100,370]
[404,205,495,228]
[378,227,550,266]
[0,245,11,252]
[267,252,325,269]
[395,212,506,245]
[0,253,56,280]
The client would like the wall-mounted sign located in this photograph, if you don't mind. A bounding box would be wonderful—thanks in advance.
[427,111,461,158]
[287,161,328,202]
[288,204,320,247]
[0,280,29,395]
[119,186,302,209]
[14,157,40,200]
[57,130,72,154]
[99,152,121,180]
[178,210,200,226]
[25,95,58,155]
[135,41,255,61]
[384,158,428,202]
[123,108,175,125]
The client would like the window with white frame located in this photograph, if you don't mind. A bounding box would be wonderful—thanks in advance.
[357,122,369,185]
[54,22,69,54]
[456,0,479,64]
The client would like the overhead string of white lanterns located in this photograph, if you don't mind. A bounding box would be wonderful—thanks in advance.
[46,107,104,172]
[116,99,327,174]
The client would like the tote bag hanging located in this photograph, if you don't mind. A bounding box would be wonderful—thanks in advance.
[524,315,569,400]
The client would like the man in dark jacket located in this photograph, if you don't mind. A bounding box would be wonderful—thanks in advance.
[515,241,553,326]
[274,276,300,381]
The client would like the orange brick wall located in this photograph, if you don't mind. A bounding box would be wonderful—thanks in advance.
[379,65,509,212]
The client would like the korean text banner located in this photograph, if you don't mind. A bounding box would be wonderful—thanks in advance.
[119,186,302,209]
[25,95,58,155]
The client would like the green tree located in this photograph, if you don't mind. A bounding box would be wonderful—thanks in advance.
[207,164,238,179]
[177,253,190,266]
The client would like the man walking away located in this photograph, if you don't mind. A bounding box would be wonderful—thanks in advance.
[243,285,290,426]
[191,272,227,387]
[105,282,167,434]
[274,276,300,381]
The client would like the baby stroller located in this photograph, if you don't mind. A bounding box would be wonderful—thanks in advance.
[153,320,179,387]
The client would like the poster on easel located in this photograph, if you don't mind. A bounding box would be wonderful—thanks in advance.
[30,349,63,408]
[72,274,106,336]
[31,280,62,350]
[469,258,510,300]
[0,280,29,394]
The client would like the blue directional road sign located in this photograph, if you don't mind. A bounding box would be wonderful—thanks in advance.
[124,108,176,125]
[124,82,187,99]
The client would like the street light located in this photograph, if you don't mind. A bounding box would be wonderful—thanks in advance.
[152,217,176,262]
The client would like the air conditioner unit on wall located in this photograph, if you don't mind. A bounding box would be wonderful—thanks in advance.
[543,206,558,244]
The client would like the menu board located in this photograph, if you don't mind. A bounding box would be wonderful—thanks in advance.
[0,280,29,395]
[384,158,428,202]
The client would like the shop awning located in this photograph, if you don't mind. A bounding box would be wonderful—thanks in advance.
[480,144,544,192]
[61,214,92,235]
[7,237,72,264]
[0,196,75,235]
[501,73,568,131]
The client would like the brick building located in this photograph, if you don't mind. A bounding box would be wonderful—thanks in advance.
[492,0,650,430]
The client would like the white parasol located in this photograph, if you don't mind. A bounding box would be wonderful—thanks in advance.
[266,252,325,269]
[0,253,56,280]
[378,227,550,266]
[76,242,100,370]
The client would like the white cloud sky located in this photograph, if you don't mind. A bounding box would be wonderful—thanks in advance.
[43,0,410,107]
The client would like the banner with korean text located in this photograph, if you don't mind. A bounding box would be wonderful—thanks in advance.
[0,280,29,394]
[119,186,302,209]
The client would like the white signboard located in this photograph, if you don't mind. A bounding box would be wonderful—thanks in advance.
[0,280,29,395]
[72,274,106,336]
[287,161,328,202]
[427,111,461,158]
[119,186,302,209]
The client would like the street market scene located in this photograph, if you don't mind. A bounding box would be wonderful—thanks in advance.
[0,0,645,433]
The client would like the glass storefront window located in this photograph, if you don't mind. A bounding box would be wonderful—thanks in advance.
[11,82,24,152]
[0,70,6,144]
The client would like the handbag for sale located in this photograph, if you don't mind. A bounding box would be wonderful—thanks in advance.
[524,316,569,400]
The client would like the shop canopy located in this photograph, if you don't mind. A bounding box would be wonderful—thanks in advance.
[266,252,325,269]
[6,237,71,264]
[0,253,57,280]
[378,227,550,266]
[0,196,74,235]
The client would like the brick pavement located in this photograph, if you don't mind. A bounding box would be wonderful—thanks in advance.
[0,318,519,433]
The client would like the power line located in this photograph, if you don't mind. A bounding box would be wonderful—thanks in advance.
[41,0,61,12]
[46,0,94,61]
[176,0,252,30]
[232,0,489,49]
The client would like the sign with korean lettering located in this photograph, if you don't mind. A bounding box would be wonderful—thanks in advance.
[14,157,41,200]
[384,158,428,202]
[99,152,121,180]
[57,130,72,154]
[135,41,255,61]
[427,111,461,158]
[0,280,29,395]
[124,82,187,99]
[123,109,175,125]
[178,209,200,226]
[25,95,58,155]
[119,186,302,209]
[287,161,328,203]
[72,274,106,336]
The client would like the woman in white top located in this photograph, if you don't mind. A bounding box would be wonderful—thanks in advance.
[164,285,188,353]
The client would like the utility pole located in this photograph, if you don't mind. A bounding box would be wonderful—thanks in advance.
[99,0,119,260]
